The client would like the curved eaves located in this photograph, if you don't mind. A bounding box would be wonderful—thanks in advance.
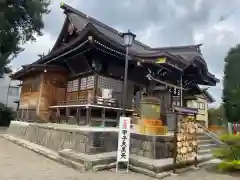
[61,3,149,51]
[49,17,69,53]
[31,16,71,65]
[32,23,95,65]
[190,56,208,74]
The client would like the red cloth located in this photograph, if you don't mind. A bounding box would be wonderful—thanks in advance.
[234,123,237,135]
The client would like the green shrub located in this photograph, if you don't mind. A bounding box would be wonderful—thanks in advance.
[0,103,14,126]
[213,134,240,171]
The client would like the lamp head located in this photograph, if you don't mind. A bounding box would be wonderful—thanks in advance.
[121,29,136,47]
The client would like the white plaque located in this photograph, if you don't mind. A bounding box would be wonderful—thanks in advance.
[117,116,131,163]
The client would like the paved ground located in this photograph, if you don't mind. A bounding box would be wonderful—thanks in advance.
[0,136,239,180]
[0,127,7,134]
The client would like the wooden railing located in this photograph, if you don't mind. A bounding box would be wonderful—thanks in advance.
[56,96,135,109]
[197,123,225,145]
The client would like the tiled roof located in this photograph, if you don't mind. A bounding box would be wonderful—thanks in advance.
[61,3,205,62]
[62,4,149,53]
[10,3,219,85]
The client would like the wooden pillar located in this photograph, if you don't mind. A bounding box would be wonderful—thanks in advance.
[16,110,19,121]
[101,108,106,127]
[94,73,99,104]
[78,107,82,125]
[116,110,121,127]
[76,108,79,125]
[89,107,92,125]
[77,77,81,100]
[36,73,44,120]
[21,109,24,120]
[26,105,29,121]
[56,108,60,123]
[86,106,91,126]
[66,107,70,124]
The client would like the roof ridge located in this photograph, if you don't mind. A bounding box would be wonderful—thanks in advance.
[60,2,150,48]
[150,44,203,51]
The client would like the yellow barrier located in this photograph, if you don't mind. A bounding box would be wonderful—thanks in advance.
[143,119,163,126]
[139,125,168,135]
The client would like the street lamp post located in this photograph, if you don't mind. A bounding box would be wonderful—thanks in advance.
[6,68,21,107]
[121,30,136,115]
[5,78,12,107]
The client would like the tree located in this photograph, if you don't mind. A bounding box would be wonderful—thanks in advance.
[0,0,51,77]
[223,44,240,123]
[0,102,14,126]
[213,134,240,171]
[208,105,226,126]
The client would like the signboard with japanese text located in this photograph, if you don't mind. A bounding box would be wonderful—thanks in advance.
[117,116,131,163]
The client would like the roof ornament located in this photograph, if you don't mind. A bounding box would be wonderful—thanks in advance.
[60,2,64,7]
[68,23,75,35]
[88,36,93,42]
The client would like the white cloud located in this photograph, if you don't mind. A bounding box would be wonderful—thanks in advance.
[193,33,204,43]
[12,32,55,69]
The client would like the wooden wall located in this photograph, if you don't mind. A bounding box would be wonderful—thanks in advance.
[19,75,41,109]
[37,72,67,121]
[66,75,96,101]
[19,92,39,109]
[19,72,139,121]
[19,71,68,122]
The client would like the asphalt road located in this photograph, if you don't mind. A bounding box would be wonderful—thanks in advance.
[0,136,238,180]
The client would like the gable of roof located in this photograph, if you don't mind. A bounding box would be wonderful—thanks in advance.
[50,17,69,53]
[60,3,150,53]
[201,88,215,103]
[195,88,215,103]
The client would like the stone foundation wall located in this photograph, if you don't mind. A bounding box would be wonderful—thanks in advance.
[7,121,29,138]
[130,133,174,159]
[7,121,173,159]
[7,121,118,154]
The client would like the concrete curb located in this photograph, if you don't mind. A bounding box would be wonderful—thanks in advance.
[92,162,116,171]
[3,134,85,173]
[129,164,172,179]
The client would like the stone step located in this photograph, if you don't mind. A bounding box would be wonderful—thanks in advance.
[198,148,215,156]
[199,144,218,150]
[129,153,213,175]
[198,139,214,145]
[197,132,221,142]
[197,134,213,140]
[59,149,117,171]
